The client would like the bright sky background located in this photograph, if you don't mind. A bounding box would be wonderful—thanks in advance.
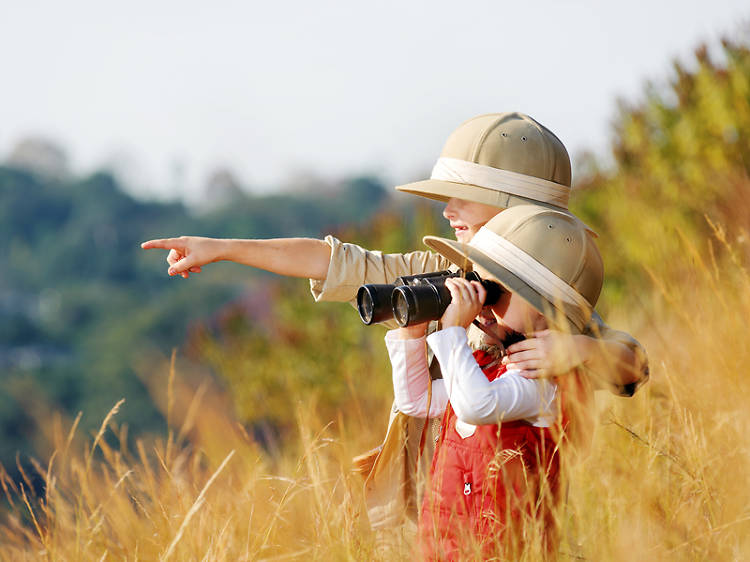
[1,0,748,202]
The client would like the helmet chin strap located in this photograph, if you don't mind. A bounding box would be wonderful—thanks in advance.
[463,220,508,350]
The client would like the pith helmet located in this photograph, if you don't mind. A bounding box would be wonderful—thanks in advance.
[423,205,603,333]
[397,112,571,210]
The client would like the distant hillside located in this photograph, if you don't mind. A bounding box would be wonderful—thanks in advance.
[0,166,396,466]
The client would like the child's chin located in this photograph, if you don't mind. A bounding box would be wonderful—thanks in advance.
[478,322,526,349]
[477,322,504,344]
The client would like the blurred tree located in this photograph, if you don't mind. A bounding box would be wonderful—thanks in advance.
[190,199,448,443]
[0,160,442,469]
[573,37,750,302]
[6,137,69,180]
[201,166,246,211]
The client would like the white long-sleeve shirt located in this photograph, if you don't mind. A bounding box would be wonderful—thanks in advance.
[385,327,558,428]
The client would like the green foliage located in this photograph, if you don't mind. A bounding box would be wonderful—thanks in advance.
[187,200,448,438]
[0,164,421,467]
[191,283,392,432]
[4,30,750,487]
[573,39,750,304]
[198,175,389,239]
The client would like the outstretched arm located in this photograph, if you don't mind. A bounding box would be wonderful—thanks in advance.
[141,236,332,280]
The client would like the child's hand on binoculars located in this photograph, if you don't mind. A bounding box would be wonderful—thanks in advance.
[441,278,486,329]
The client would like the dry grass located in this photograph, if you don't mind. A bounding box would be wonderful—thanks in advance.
[2,230,749,561]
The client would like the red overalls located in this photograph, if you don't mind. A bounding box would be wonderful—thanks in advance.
[418,350,564,561]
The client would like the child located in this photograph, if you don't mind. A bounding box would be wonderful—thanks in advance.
[385,204,604,559]
[142,113,645,538]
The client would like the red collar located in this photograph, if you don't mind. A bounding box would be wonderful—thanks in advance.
[472,349,506,381]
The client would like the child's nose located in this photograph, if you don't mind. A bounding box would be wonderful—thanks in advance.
[443,198,460,220]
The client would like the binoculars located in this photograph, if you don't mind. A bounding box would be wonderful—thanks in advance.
[357,270,504,327]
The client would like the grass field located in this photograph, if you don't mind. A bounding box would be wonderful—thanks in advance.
[1,224,749,561]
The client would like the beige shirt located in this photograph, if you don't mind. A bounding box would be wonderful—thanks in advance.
[310,235,649,395]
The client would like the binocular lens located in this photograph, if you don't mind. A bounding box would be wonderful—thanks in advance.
[359,289,375,324]
[357,284,395,325]
[392,284,445,327]
[392,290,408,327]
[356,270,506,327]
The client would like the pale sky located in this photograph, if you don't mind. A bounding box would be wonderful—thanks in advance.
[1,0,748,202]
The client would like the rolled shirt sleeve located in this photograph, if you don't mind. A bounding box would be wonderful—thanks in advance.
[427,327,557,427]
[310,235,452,305]
[585,311,650,396]
[310,235,649,396]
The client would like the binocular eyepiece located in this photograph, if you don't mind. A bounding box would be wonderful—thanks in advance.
[357,270,504,327]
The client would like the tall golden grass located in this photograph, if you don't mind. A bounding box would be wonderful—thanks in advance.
[1,222,749,561]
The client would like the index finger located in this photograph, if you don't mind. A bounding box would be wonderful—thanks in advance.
[532,329,558,338]
[470,280,487,303]
[444,278,467,298]
[141,238,184,250]
[506,338,538,353]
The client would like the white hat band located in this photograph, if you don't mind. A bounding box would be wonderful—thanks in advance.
[470,227,593,328]
[430,157,570,209]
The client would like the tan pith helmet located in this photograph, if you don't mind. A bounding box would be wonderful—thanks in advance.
[423,205,603,333]
[397,112,572,210]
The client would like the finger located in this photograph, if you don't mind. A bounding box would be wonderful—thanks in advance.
[506,338,539,354]
[470,281,487,305]
[504,358,544,371]
[506,349,542,362]
[505,352,545,367]
[464,287,482,309]
[169,255,198,275]
[141,238,185,251]
[189,266,202,273]
[167,249,183,266]
[518,368,549,379]
[444,278,459,297]
[448,277,470,291]
[458,280,477,303]
[445,279,469,302]
[464,280,483,305]
[532,329,553,338]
